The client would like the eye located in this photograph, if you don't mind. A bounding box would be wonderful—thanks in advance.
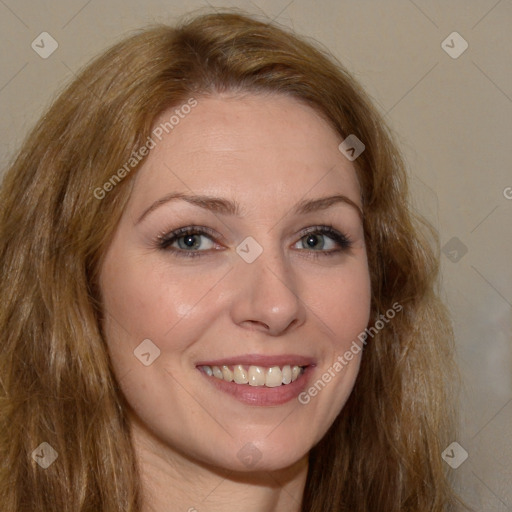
[155,225,352,259]
[156,226,221,257]
[293,226,352,254]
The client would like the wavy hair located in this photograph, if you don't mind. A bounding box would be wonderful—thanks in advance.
[0,10,461,511]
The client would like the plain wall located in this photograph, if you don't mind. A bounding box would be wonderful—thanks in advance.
[0,0,510,509]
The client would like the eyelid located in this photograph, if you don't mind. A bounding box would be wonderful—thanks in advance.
[294,225,353,251]
[157,225,219,240]
[155,224,352,259]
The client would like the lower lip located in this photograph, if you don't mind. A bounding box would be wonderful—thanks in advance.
[198,366,314,406]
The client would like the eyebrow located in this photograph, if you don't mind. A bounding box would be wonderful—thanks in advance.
[136,192,363,224]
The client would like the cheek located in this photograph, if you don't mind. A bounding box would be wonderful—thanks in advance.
[100,252,227,351]
[307,257,372,344]
[296,258,371,426]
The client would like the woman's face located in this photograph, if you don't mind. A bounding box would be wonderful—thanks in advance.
[100,93,371,472]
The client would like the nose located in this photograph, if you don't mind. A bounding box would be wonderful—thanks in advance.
[229,248,306,336]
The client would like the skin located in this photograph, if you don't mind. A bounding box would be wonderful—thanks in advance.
[99,93,371,512]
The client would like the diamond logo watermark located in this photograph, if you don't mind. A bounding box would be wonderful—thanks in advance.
[31,32,59,59]
[441,441,468,469]
[134,338,161,366]
[236,236,263,263]
[237,442,262,468]
[31,442,58,469]
[338,134,365,161]
[441,32,468,59]
[442,236,468,263]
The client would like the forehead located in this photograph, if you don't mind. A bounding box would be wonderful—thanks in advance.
[129,93,361,211]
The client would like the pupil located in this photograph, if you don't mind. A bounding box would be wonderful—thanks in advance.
[306,234,320,248]
[184,235,198,248]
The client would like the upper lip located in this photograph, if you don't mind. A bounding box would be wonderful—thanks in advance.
[195,354,316,368]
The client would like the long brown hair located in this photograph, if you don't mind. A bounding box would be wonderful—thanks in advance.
[0,10,461,511]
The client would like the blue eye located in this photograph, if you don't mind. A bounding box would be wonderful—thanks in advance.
[156,225,352,258]
[296,233,337,251]
[295,226,352,257]
[173,233,215,251]
[157,226,219,257]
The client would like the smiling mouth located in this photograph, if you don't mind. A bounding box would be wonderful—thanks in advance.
[198,364,306,387]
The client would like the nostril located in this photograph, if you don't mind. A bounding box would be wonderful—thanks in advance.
[242,320,271,330]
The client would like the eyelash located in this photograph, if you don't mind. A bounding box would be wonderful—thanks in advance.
[155,225,353,259]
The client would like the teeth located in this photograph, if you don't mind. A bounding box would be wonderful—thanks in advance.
[248,365,265,386]
[282,365,292,384]
[233,364,249,384]
[200,364,305,387]
[265,366,282,387]
[221,365,234,382]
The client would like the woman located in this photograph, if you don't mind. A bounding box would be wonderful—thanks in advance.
[0,11,462,511]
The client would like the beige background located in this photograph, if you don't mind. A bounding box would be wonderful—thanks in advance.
[1,0,511,509]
